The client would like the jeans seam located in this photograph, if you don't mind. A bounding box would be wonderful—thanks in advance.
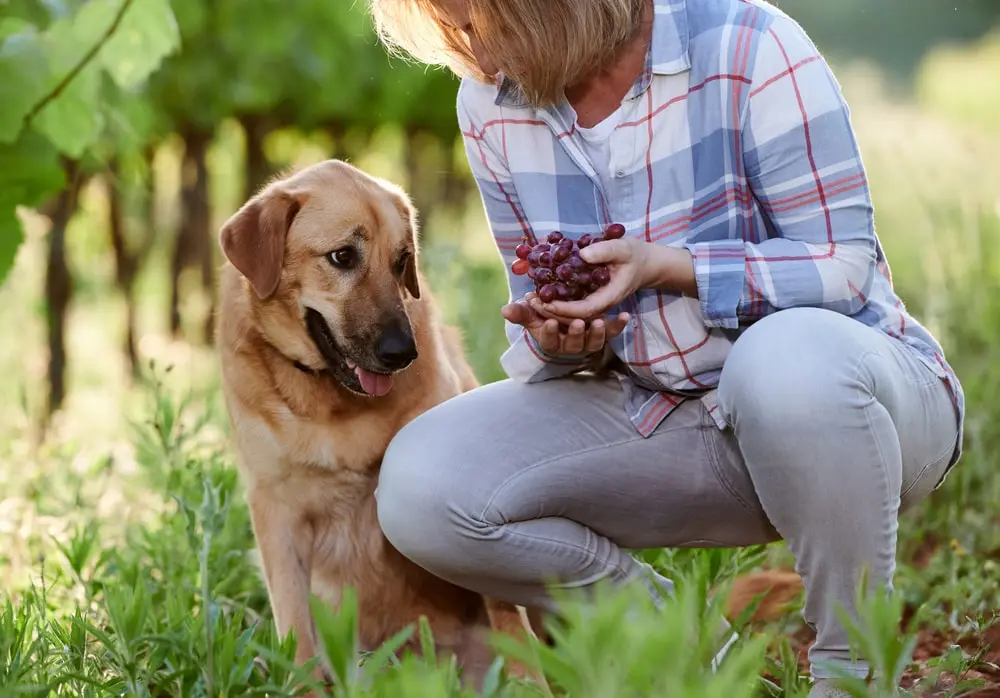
[803,347,885,671]
[856,349,897,586]
[884,346,960,500]
[701,416,758,515]
[900,428,959,501]
[479,523,634,582]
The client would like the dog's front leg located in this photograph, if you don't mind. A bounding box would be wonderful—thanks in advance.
[484,598,550,688]
[248,489,328,684]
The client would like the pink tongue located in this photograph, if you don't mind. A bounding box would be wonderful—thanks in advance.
[355,367,393,396]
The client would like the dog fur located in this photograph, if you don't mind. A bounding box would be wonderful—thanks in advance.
[215,159,540,688]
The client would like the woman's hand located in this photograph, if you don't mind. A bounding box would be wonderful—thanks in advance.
[502,296,630,356]
[536,237,698,320]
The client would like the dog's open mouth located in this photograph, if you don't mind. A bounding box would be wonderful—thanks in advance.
[304,308,395,397]
[343,357,393,396]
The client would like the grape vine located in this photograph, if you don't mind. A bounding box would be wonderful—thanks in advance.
[0,0,180,286]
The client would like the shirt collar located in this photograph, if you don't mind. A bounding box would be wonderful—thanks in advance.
[494,0,691,109]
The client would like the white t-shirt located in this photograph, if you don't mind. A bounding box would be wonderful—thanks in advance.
[575,105,624,195]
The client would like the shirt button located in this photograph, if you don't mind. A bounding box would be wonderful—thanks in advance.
[616,169,625,178]
[631,317,639,328]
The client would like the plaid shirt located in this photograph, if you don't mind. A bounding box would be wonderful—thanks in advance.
[456,0,964,463]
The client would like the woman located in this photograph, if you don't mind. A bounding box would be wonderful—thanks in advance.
[368,0,964,695]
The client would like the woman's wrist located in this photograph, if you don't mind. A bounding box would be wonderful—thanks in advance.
[641,243,699,297]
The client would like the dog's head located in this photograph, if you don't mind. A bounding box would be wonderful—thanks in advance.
[219,160,423,398]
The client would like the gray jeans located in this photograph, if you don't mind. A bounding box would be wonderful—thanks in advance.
[375,308,960,679]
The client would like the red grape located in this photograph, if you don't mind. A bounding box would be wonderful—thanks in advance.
[535,267,556,285]
[509,225,623,308]
[555,263,575,282]
[603,223,626,240]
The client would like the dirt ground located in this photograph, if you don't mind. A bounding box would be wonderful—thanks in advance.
[776,620,1000,697]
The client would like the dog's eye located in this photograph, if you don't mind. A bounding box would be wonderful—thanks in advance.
[395,253,409,276]
[327,247,357,269]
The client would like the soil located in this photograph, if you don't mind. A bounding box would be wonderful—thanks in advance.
[763,620,1000,697]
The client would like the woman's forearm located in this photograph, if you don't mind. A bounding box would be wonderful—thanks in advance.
[641,243,699,298]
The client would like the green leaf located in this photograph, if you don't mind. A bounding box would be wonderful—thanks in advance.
[31,14,105,157]
[101,82,160,148]
[0,23,50,143]
[96,0,180,89]
[0,129,66,208]
[0,131,66,287]
[0,206,26,289]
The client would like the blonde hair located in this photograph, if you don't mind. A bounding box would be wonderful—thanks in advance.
[369,0,646,107]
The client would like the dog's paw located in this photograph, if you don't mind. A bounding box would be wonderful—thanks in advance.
[504,659,548,690]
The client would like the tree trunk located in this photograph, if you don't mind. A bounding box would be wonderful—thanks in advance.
[169,125,215,343]
[441,138,471,211]
[240,114,273,203]
[107,156,156,378]
[323,120,347,160]
[404,129,437,228]
[44,159,83,419]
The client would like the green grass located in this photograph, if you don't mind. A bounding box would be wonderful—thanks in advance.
[2,45,1000,697]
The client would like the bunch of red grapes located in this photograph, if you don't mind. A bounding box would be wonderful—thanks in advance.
[511,223,625,303]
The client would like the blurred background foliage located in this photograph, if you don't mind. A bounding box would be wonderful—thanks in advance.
[0,0,998,434]
[1,1,1000,695]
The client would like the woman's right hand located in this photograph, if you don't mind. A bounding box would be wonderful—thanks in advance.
[501,294,630,357]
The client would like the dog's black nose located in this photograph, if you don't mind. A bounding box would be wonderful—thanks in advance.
[375,324,418,370]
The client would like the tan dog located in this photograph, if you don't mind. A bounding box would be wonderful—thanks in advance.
[215,159,541,689]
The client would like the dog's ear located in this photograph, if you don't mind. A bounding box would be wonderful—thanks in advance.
[402,253,421,300]
[219,188,302,299]
[389,188,422,300]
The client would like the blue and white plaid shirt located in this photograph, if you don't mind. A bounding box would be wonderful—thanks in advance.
[456,0,964,463]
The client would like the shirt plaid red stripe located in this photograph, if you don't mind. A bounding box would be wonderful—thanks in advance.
[456,0,964,464]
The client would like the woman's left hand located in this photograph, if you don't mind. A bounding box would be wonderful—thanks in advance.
[534,237,695,320]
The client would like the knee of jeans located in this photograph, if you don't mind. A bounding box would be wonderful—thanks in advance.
[718,308,866,432]
[376,420,447,558]
[376,414,485,569]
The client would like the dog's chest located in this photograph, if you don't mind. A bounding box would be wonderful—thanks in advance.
[278,408,395,474]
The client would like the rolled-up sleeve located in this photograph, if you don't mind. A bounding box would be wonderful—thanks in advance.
[685,13,878,329]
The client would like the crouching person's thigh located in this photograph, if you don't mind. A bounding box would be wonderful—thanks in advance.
[375,375,624,584]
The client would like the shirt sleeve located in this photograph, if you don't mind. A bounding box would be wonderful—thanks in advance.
[456,83,593,382]
[684,13,879,330]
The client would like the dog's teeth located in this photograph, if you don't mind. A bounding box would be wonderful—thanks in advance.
[346,359,356,369]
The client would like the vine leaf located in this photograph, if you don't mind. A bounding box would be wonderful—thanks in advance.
[95,0,180,90]
[0,133,67,285]
[0,0,181,288]
[0,22,49,143]
[32,14,105,158]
